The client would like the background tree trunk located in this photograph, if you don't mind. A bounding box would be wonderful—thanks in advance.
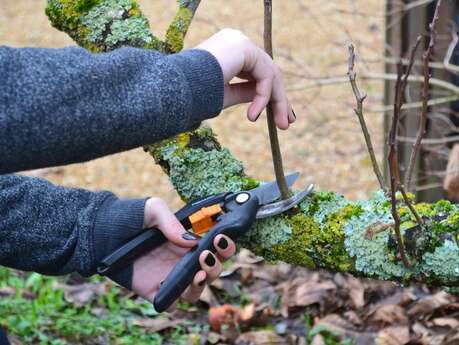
[47,0,459,287]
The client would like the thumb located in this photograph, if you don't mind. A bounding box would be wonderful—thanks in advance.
[144,198,198,248]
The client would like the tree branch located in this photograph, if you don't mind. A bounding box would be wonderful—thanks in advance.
[388,63,411,268]
[47,0,459,287]
[263,0,291,200]
[405,0,443,192]
[165,0,202,53]
[347,43,386,191]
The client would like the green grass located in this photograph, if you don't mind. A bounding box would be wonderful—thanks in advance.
[0,268,198,344]
[0,268,352,344]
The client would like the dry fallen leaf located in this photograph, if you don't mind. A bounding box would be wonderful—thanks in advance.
[346,275,365,308]
[208,304,241,332]
[412,322,446,345]
[310,334,326,345]
[235,330,285,345]
[376,326,410,345]
[314,314,375,345]
[431,317,459,329]
[132,318,183,333]
[199,285,219,307]
[282,277,336,311]
[367,305,408,326]
[408,291,455,319]
[208,303,259,332]
[63,283,107,308]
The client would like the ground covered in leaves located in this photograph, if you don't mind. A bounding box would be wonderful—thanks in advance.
[2,250,459,344]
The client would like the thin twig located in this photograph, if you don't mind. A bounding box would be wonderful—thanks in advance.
[388,63,411,268]
[405,0,443,192]
[347,43,386,191]
[264,0,291,200]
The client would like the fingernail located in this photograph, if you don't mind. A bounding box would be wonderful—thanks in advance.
[205,253,216,267]
[182,232,199,241]
[198,279,206,287]
[217,237,228,250]
[292,108,296,119]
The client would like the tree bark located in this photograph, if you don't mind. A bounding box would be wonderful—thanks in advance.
[46,0,459,287]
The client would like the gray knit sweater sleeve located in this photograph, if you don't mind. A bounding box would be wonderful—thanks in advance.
[0,46,223,173]
[0,46,224,288]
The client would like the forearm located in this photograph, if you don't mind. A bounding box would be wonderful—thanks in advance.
[0,174,145,284]
[0,46,223,173]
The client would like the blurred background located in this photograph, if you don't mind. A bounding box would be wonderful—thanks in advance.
[1,1,459,344]
[1,0,386,207]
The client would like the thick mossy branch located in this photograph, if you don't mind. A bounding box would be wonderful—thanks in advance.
[47,0,459,287]
[165,0,201,53]
[46,0,166,52]
[147,127,459,287]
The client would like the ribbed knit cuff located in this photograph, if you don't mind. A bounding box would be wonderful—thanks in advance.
[92,196,147,289]
[166,49,224,127]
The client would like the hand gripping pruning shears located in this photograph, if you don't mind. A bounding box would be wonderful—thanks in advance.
[97,172,313,312]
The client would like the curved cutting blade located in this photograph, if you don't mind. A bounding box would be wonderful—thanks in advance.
[250,172,300,205]
[256,184,314,219]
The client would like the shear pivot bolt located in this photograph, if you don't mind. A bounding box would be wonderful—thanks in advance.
[236,193,250,204]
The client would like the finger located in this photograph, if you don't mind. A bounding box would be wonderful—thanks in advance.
[242,50,275,121]
[181,270,207,303]
[270,67,290,130]
[145,198,199,248]
[214,234,236,261]
[223,81,256,109]
[199,250,222,283]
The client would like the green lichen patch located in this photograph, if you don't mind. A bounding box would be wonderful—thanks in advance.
[81,0,153,50]
[422,240,459,284]
[165,148,251,201]
[271,214,317,268]
[344,210,408,280]
[165,7,193,52]
[46,0,164,52]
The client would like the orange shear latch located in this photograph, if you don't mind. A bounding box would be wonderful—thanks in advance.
[189,204,223,235]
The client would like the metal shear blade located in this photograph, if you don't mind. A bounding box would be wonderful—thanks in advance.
[256,184,314,219]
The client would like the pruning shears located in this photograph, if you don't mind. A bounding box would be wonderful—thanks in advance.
[97,172,313,312]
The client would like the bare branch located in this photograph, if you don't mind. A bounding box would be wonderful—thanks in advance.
[388,63,411,268]
[405,0,442,192]
[263,0,292,200]
[347,43,386,191]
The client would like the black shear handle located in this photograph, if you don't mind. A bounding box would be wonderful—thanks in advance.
[96,192,230,276]
[153,194,259,312]
[97,228,167,275]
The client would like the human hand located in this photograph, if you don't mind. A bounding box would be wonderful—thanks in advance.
[195,28,295,130]
[131,198,236,310]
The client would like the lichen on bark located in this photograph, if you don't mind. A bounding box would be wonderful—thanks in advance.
[46,0,459,287]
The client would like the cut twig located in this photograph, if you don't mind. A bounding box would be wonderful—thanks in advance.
[263,0,291,200]
[405,0,442,192]
[388,63,411,268]
[347,43,386,191]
